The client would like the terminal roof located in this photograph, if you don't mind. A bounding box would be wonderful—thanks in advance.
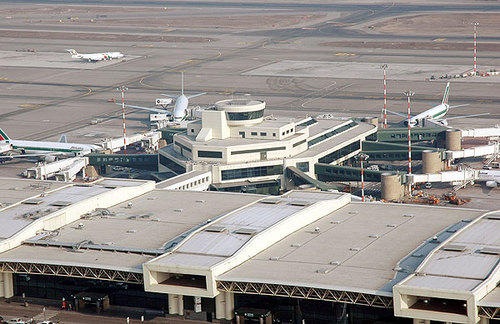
[217,203,485,295]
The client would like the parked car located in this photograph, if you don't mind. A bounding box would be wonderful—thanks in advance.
[36,321,54,324]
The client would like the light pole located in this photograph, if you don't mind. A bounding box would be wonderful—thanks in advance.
[117,86,128,154]
[357,153,369,202]
[404,90,415,194]
[381,64,388,129]
[473,22,479,76]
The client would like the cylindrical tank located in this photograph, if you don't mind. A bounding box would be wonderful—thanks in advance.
[445,129,461,151]
[381,173,404,201]
[422,150,442,174]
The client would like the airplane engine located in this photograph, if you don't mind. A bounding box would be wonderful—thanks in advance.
[486,181,498,188]
[43,155,57,163]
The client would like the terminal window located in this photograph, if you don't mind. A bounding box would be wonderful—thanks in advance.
[260,132,267,136]
[198,150,223,158]
[221,165,283,180]
[251,132,258,136]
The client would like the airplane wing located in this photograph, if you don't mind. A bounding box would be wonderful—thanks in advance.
[439,113,489,121]
[186,92,206,100]
[448,104,470,109]
[386,109,409,118]
[115,102,171,114]
[161,94,180,100]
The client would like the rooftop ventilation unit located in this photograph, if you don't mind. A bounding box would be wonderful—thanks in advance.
[288,200,311,207]
[174,208,184,212]
[329,261,341,265]
[404,213,414,217]
[205,225,226,233]
[50,201,72,207]
[291,243,301,248]
[234,228,258,235]
[486,214,500,220]
[478,247,500,255]
[348,210,359,214]
[442,244,466,252]
[369,234,380,239]
[260,198,281,204]
[23,199,43,205]
[269,256,280,261]
[127,229,137,233]
[196,200,206,203]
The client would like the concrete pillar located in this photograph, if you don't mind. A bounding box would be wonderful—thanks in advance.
[445,129,462,151]
[224,291,234,321]
[2,272,14,298]
[381,173,404,201]
[178,295,184,316]
[422,150,442,174]
[412,320,430,324]
[215,292,225,319]
[479,318,490,324]
[168,294,178,314]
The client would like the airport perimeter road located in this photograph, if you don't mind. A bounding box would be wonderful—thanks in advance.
[0,299,210,324]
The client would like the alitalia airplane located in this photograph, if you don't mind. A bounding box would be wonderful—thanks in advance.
[387,82,488,127]
[66,49,124,62]
[0,128,100,161]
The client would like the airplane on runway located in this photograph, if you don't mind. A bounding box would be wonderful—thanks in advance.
[66,49,124,62]
[0,128,100,162]
[117,72,206,122]
[387,82,488,127]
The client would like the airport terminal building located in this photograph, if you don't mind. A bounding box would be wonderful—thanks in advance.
[0,177,499,323]
[159,99,377,193]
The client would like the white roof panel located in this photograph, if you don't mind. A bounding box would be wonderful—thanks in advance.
[421,250,499,280]
[404,275,481,291]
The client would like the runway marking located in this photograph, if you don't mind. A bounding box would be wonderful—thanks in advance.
[335,52,355,56]
[19,104,41,108]
[433,38,446,42]
[163,28,176,32]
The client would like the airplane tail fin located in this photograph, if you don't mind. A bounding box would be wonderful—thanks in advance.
[0,128,10,141]
[181,71,184,96]
[58,135,67,143]
[442,82,450,105]
[66,49,78,56]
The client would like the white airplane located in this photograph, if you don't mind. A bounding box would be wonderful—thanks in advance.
[117,72,205,122]
[387,82,487,127]
[476,169,500,188]
[66,49,123,62]
[0,128,100,162]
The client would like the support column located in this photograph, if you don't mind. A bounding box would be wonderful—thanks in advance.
[2,272,14,298]
[215,292,226,319]
[479,318,490,324]
[412,320,430,324]
[168,294,178,315]
[178,295,184,316]
[224,291,234,321]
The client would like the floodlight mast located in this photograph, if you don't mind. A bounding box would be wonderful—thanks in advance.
[473,22,479,76]
[404,90,415,194]
[381,64,388,129]
[118,86,128,154]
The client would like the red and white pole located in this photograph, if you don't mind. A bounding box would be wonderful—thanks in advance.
[405,91,414,192]
[119,86,128,154]
[381,64,388,128]
[473,22,479,76]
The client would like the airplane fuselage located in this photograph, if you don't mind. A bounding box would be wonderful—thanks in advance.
[173,95,189,121]
[2,139,98,154]
[407,104,449,127]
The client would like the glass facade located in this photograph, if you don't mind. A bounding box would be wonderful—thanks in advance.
[231,146,286,155]
[318,141,361,164]
[308,121,358,147]
[198,150,223,158]
[14,274,168,310]
[159,154,186,174]
[296,162,310,172]
[221,165,283,181]
[226,109,264,121]
[297,118,318,127]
